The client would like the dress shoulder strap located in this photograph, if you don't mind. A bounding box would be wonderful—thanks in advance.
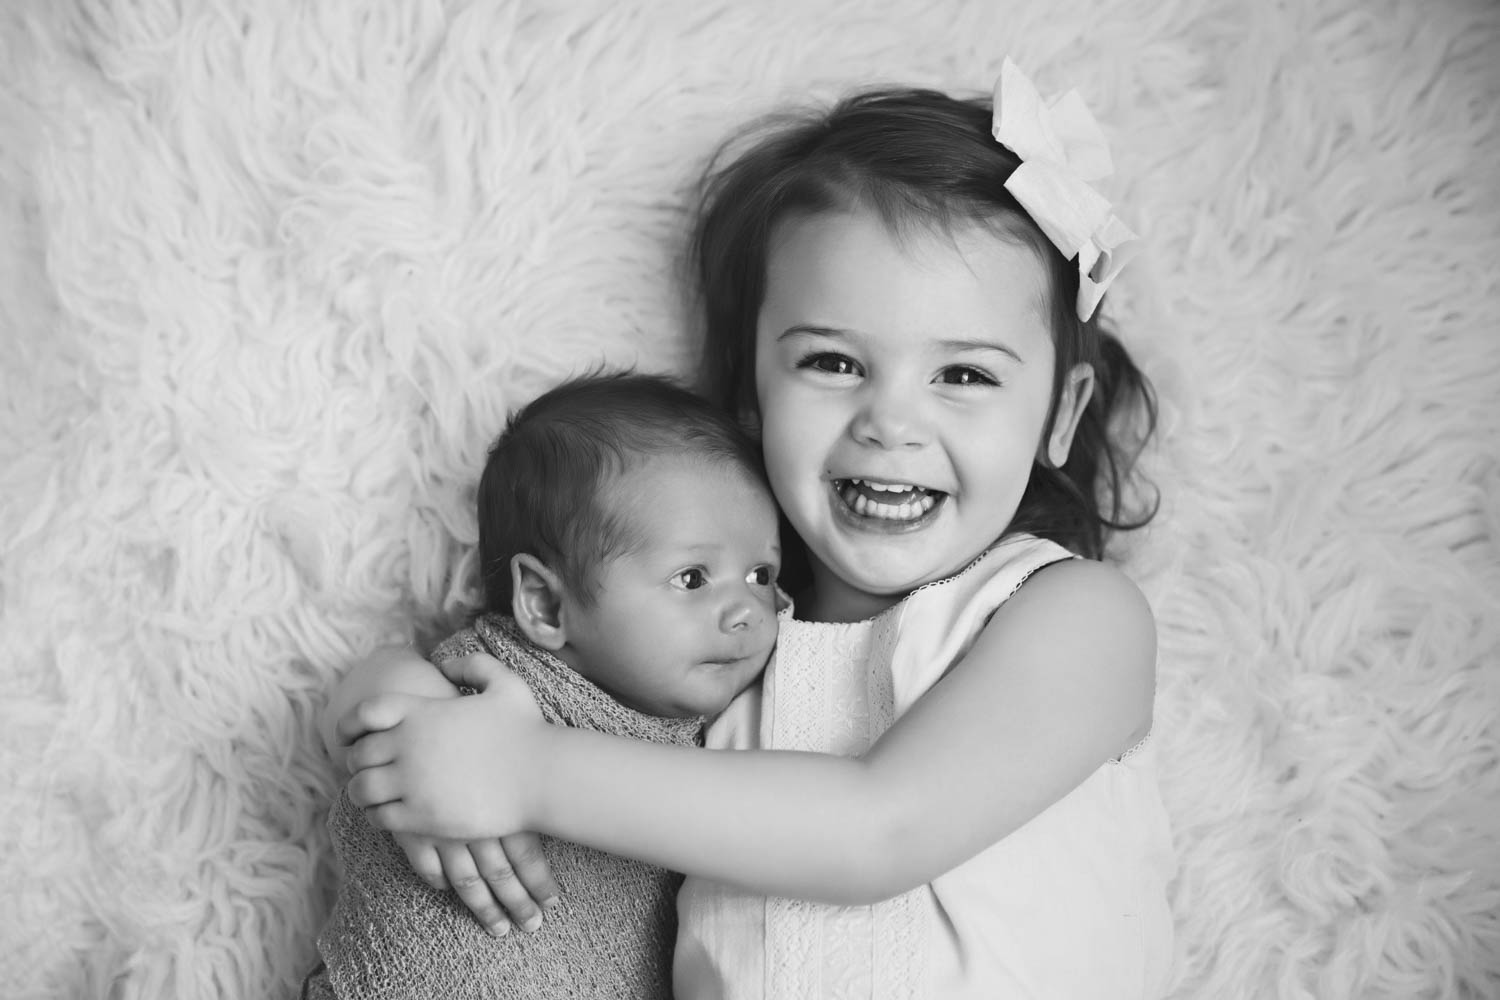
[888,534,1076,716]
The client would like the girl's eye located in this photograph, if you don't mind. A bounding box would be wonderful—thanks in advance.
[937,365,998,387]
[747,565,775,587]
[798,352,861,377]
[673,568,708,590]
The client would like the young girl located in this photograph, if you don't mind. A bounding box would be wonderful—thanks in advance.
[337,60,1175,998]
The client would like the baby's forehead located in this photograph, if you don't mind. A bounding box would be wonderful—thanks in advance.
[609,448,768,494]
[602,450,777,533]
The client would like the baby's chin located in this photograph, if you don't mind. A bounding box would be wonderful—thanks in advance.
[649,689,745,721]
[614,685,727,721]
[641,666,767,719]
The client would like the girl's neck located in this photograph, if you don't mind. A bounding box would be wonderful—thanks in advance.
[797,564,907,624]
[797,541,1016,624]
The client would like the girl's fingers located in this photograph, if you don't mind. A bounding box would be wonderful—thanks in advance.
[335,693,415,746]
[343,731,394,773]
[497,833,562,916]
[394,834,449,893]
[360,801,410,833]
[347,767,397,810]
[437,841,512,937]
[435,653,508,693]
[469,837,549,933]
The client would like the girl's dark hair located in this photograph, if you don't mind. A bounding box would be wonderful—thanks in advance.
[691,86,1158,564]
[477,371,767,613]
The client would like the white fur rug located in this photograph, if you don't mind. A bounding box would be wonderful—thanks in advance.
[3,1,1498,997]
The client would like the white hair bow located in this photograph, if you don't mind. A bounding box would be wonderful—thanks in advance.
[991,58,1138,321]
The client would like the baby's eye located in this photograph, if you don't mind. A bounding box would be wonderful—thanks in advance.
[937,365,998,387]
[747,565,775,587]
[798,352,861,377]
[673,568,708,590]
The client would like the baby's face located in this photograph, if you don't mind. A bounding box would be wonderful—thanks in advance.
[562,454,781,718]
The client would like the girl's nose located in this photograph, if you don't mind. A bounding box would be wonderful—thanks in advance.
[850,380,927,450]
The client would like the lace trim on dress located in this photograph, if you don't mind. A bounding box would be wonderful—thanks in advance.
[787,533,1066,626]
[1115,730,1152,762]
[907,531,1066,602]
[764,616,929,999]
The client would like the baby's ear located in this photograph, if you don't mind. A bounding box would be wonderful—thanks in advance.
[510,553,568,651]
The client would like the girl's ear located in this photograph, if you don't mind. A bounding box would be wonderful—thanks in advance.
[1045,363,1096,468]
[510,553,569,651]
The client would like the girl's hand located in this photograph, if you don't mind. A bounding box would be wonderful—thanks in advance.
[329,649,513,755]
[322,645,459,764]
[345,665,547,841]
[393,831,559,937]
[335,692,436,756]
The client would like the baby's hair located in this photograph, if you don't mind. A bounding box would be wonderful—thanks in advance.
[477,371,767,613]
[691,86,1158,562]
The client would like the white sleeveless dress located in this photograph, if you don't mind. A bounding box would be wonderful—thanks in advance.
[674,534,1176,1000]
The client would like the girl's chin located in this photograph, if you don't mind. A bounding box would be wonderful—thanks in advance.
[814,549,954,608]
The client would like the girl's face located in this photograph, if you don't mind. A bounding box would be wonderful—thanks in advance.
[754,209,1087,623]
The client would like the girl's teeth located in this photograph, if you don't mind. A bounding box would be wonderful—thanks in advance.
[838,481,938,521]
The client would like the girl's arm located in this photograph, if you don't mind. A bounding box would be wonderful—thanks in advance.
[349,559,1155,905]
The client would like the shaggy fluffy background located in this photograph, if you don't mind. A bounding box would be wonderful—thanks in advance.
[2,0,1498,997]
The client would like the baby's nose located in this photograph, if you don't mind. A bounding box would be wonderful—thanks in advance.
[720,594,764,633]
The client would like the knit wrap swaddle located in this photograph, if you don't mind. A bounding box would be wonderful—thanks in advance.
[308,614,703,1000]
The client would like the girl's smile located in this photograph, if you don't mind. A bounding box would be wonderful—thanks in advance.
[830,478,944,528]
[754,208,1091,624]
[832,478,943,524]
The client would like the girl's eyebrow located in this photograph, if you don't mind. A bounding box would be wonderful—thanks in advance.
[777,324,848,341]
[936,337,1025,364]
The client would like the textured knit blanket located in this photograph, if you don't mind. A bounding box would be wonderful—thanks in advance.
[306,615,702,1000]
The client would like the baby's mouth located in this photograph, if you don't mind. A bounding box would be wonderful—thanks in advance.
[833,478,945,523]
